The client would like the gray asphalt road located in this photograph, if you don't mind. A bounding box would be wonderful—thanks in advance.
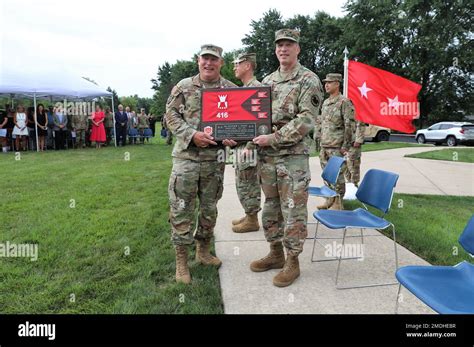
[389,134,416,143]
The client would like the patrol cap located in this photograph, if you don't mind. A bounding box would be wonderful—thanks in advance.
[233,52,257,65]
[274,28,300,43]
[199,44,223,59]
[322,73,343,82]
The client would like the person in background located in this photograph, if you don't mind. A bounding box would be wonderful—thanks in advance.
[26,106,36,150]
[5,106,15,152]
[47,106,55,149]
[0,108,8,152]
[89,105,106,149]
[115,104,128,146]
[129,111,138,144]
[12,105,29,151]
[53,106,68,150]
[104,107,115,146]
[137,108,149,143]
[125,106,132,143]
[148,113,157,137]
[36,104,48,151]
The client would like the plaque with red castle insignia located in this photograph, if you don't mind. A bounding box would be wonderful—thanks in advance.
[201,86,272,141]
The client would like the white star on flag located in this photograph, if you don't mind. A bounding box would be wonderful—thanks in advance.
[387,95,401,110]
[358,82,372,99]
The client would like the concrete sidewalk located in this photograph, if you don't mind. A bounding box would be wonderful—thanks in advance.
[215,146,473,314]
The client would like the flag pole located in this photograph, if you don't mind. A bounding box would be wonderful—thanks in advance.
[343,47,349,98]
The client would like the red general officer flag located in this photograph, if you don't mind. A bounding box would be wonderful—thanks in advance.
[347,60,421,133]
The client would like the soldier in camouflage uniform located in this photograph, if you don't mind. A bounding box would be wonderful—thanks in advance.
[250,29,323,287]
[104,107,115,146]
[344,120,365,186]
[137,108,149,144]
[231,52,262,233]
[72,112,88,148]
[166,44,237,284]
[315,73,355,210]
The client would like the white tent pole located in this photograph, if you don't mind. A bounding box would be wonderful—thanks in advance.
[34,93,39,152]
[111,95,117,147]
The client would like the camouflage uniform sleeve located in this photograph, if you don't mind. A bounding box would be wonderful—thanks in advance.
[341,98,355,150]
[269,76,323,149]
[165,84,197,148]
[354,120,365,144]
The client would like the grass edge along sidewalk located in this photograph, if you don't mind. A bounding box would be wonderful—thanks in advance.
[405,148,474,163]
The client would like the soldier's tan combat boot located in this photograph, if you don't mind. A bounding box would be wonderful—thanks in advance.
[329,197,344,210]
[273,253,300,287]
[175,245,191,284]
[195,240,222,267]
[317,197,335,210]
[232,215,246,225]
[232,213,259,233]
[250,241,285,272]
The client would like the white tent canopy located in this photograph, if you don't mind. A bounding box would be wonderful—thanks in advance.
[0,67,116,150]
[0,68,112,99]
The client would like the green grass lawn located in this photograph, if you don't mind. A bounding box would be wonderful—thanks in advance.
[0,137,223,314]
[310,141,429,157]
[344,194,474,266]
[405,148,474,163]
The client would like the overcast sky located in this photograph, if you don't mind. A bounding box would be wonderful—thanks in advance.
[1,0,346,98]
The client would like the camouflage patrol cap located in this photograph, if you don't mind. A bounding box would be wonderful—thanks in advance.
[233,52,257,64]
[199,44,223,58]
[274,28,300,43]
[322,73,343,82]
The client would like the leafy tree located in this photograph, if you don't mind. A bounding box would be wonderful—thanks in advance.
[242,9,284,80]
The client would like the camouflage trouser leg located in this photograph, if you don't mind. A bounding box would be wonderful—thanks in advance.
[76,129,86,147]
[234,144,261,214]
[166,130,173,145]
[259,154,310,256]
[168,158,225,246]
[344,147,362,185]
[319,147,346,197]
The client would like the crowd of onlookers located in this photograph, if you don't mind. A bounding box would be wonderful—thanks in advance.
[0,104,161,152]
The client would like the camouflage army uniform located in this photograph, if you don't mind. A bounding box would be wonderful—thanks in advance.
[344,120,365,185]
[104,112,115,145]
[72,113,88,148]
[166,74,236,246]
[260,63,323,255]
[137,113,149,143]
[315,93,355,197]
[234,76,262,215]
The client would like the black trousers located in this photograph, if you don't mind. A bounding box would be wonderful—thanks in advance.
[54,130,67,150]
[116,124,127,146]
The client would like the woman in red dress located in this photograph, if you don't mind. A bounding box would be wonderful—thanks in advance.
[89,105,106,148]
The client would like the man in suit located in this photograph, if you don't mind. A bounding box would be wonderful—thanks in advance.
[115,104,128,146]
[53,107,68,150]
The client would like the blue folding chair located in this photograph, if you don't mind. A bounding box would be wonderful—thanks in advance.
[308,155,345,203]
[395,215,474,314]
[312,169,399,289]
[142,128,153,142]
[128,128,139,144]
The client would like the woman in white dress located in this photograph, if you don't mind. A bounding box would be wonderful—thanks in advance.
[12,105,29,151]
